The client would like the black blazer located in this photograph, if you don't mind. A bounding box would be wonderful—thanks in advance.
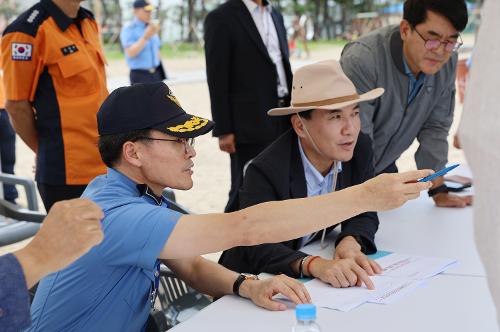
[219,129,379,276]
[204,0,293,145]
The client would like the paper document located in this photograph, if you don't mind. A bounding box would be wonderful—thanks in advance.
[274,252,456,312]
[376,253,457,279]
[304,276,425,311]
[304,278,379,312]
[367,278,426,305]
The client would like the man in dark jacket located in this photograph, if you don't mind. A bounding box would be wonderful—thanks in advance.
[220,60,386,289]
[204,0,293,212]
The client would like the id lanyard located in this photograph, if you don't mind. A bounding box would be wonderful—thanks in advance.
[150,261,160,309]
[319,160,339,249]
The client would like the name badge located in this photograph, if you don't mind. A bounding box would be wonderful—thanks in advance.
[61,44,79,56]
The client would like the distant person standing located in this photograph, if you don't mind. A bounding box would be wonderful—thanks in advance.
[120,0,166,84]
[204,0,293,212]
[290,14,310,59]
[0,60,18,204]
[2,0,108,210]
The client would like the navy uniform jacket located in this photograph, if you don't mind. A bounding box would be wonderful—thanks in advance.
[219,129,379,276]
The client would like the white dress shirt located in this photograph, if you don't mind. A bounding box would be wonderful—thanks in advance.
[241,0,289,97]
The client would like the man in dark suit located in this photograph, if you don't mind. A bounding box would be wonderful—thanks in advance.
[204,0,293,212]
[220,60,387,289]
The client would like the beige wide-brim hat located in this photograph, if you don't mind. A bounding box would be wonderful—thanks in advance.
[268,60,384,116]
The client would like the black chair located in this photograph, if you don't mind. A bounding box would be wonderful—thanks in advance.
[0,173,45,246]
[155,265,212,329]
[145,193,211,331]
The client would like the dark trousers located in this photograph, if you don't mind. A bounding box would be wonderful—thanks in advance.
[37,183,87,211]
[0,109,18,203]
[225,144,266,212]
[130,66,164,85]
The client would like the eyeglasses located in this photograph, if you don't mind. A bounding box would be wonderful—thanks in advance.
[135,136,195,153]
[413,28,463,52]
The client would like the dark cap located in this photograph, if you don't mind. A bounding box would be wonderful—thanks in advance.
[97,82,214,138]
[133,0,154,10]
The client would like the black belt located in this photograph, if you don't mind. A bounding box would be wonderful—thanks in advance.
[131,68,157,74]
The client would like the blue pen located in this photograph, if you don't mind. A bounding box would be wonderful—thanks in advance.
[418,163,460,182]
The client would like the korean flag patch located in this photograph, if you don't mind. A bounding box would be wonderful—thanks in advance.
[12,43,33,61]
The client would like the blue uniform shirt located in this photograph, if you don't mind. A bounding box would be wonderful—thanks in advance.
[120,18,161,70]
[27,168,181,331]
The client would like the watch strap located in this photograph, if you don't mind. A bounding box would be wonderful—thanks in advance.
[233,274,258,297]
[428,184,449,197]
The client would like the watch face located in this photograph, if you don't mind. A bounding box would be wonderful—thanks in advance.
[241,273,259,280]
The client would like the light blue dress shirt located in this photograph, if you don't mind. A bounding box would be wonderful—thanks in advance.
[120,18,161,70]
[27,168,180,332]
[298,138,342,247]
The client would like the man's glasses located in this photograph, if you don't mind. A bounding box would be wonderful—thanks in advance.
[136,136,195,153]
[413,28,463,52]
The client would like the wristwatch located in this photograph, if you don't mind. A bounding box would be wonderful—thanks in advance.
[428,184,449,197]
[233,273,259,297]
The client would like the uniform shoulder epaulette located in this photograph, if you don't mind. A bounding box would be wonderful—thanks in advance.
[2,3,49,38]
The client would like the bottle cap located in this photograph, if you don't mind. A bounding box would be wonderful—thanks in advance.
[296,304,316,320]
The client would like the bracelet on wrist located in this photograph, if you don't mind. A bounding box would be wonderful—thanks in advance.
[298,256,309,278]
[305,256,320,277]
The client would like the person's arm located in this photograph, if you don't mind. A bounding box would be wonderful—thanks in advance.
[0,199,102,330]
[122,24,159,59]
[220,162,309,277]
[12,199,104,288]
[124,36,148,59]
[5,100,37,152]
[340,42,379,140]
[164,256,310,311]
[2,30,43,152]
[160,170,433,259]
[415,60,472,208]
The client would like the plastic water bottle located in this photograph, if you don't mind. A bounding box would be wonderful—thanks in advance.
[292,304,321,332]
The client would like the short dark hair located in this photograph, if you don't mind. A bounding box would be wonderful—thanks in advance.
[294,109,314,120]
[98,129,152,168]
[403,0,468,32]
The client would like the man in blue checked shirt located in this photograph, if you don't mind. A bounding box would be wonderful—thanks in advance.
[120,0,166,84]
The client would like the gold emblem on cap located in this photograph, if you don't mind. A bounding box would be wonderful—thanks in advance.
[166,94,181,108]
[167,116,209,133]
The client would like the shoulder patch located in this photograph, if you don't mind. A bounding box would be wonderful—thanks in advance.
[11,43,33,61]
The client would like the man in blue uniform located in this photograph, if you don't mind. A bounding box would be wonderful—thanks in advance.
[120,0,166,84]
